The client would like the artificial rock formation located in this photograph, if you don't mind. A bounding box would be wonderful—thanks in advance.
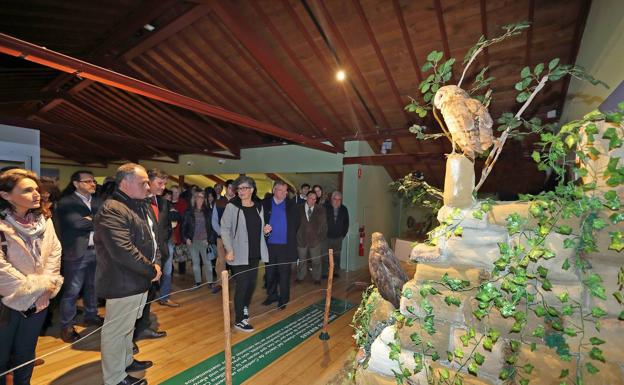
[354,152,624,385]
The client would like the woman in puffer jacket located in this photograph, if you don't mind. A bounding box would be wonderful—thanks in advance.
[0,169,63,385]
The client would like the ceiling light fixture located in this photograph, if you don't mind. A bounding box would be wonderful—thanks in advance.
[143,24,156,32]
[336,69,346,82]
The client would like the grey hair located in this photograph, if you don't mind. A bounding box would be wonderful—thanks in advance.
[115,163,145,186]
[233,175,256,190]
[272,180,287,190]
[331,190,343,199]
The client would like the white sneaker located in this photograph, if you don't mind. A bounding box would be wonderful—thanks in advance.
[243,306,249,320]
[234,319,254,333]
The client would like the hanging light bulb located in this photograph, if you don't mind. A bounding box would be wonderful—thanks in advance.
[336,70,346,82]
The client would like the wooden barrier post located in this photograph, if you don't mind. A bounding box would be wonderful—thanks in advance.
[221,270,233,385]
[319,249,334,340]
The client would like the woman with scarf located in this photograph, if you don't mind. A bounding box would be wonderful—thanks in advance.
[0,169,63,385]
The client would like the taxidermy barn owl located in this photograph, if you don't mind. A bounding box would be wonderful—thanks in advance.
[369,232,408,309]
[433,85,494,159]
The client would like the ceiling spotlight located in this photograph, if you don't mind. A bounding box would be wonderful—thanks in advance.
[336,70,346,82]
[144,23,156,32]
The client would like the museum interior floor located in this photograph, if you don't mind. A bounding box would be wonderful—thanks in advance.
[25,261,415,385]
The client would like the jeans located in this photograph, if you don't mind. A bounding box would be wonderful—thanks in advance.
[159,240,174,301]
[190,239,213,284]
[60,248,97,329]
[0,308,47,385]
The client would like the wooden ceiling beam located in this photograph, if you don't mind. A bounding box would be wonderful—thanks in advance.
[250,2,351,138]
[316,1,391,129]
[351,0,411,123]
[393,0,422,84]
[557,0,592,120]
[121,4,211,61]
[125,57,240,155]
[282,0,371,136]
[0,33,337,153]
[433,0,452,62]
[479,0,490,67]
[211,1,344,152]
[203,174,226,185]
[0,115,238,158]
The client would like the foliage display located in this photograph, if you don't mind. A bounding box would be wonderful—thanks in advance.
[365,21,624,385]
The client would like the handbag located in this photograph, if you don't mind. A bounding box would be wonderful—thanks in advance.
[173,243,190,263]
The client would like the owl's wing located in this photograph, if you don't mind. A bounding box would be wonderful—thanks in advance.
[465,99,494,153]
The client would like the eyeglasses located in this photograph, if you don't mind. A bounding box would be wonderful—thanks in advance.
[79,180,96,184]
[237,186,252,191]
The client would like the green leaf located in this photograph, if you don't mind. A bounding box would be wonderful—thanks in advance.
[549,58,560,70]
[468,361,478,376]
[474,352,485,365]
[483,337,493,351]
[454,346,464,359]
[444,295,462,307]
[534,63,545,76]
[559,369,569,378]
[591,306,607,318]
[521,66,531,78]
[542,278,553,291]
[517,92,529,103]
[609,231,624,252]
[584,273,607,300]
[556,225,573,235]
[431,351,440,361]
[531,150,541,163]
[619,310,624,320]
[440,367,450,379]
[523,363,534,374]
[532,325,545,338]
[590,337,606,345]
[589,347,606,362]
[586,362,600,374]
[426,50,439,62]
[537,265,549,278]
[610,213,624,224]
[592,218,607,230]
[499,368,511,380]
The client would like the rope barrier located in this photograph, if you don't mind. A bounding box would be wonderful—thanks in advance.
[0,249,353,378]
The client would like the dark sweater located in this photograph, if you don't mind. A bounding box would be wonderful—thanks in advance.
[326,205,349,238]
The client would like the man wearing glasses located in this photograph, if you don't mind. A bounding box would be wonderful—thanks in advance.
[56,170,103,343]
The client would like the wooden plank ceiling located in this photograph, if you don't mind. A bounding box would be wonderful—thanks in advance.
[0,0,590,194]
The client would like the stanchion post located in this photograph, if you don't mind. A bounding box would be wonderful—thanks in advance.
[221,270,233,385]
[319,249,334,340]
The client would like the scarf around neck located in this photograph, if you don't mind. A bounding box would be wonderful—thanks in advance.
[3,210,47,257]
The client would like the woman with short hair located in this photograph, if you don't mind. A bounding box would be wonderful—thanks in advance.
[220,176,271,332]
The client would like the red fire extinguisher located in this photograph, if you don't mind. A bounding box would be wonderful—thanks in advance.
[359,226,365,256]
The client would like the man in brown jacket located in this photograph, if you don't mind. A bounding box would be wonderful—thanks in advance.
[296,191,327,284]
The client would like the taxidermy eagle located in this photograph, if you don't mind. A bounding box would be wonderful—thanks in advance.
[369,232,408,309]
[433,85,494,159]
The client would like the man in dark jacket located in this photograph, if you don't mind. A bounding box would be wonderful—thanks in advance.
[262,181,300,309]
[133,169,170,342]
[296,191,327,284]
[56,170,102,343]
[95,163,161,385]
[325,190,349,278]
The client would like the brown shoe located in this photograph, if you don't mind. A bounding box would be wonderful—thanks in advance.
[158,299,180,308]
[60,326,81,343]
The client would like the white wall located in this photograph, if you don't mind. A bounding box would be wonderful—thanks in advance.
[0,124,40,174]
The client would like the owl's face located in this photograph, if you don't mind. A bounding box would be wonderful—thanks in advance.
[433,85,468,109]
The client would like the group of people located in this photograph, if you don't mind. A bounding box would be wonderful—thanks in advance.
[0,164,349,385]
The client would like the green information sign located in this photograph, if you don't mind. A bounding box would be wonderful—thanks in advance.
[161,298,354,385]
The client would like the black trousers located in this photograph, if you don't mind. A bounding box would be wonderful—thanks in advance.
[231,258,259,323]
[0,308,47,385]
[265,244,294,305]
[133,282,158,338]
